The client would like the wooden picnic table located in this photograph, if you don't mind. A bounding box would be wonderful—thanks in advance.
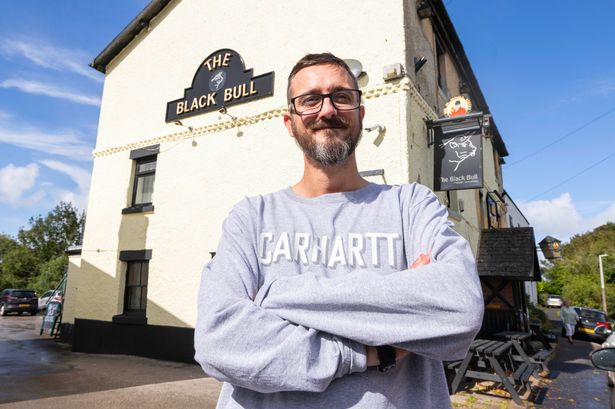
[448,338,529,405]
[495,330,552,372]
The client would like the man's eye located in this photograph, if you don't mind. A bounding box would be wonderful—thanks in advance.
[333,92,352,104]
[299,95,322,107]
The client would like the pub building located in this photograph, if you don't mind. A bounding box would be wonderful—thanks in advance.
[62,0,540,362]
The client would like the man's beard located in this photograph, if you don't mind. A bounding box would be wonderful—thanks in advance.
[292,115,362,167]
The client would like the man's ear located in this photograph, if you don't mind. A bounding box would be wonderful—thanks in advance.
[359,105,365,121]
[283,110,294,138]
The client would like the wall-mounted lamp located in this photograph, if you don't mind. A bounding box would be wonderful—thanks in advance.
[365,124,386,134]
[218,107,237,121]
[414,56,427,73]
[173,120,193,132]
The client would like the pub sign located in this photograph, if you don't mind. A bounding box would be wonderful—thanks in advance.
[166,49,274,122]
[432,115,484,191]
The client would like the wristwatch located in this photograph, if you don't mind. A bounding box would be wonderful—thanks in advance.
[376,345,396,373]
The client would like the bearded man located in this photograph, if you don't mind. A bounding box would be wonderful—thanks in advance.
[195,52,483,409]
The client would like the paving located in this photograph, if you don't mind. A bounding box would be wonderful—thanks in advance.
[1,310,613,408]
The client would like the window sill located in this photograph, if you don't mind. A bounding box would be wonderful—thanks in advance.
[112,314,147,325]
[122,204,154,214]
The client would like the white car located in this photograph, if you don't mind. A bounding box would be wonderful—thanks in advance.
[546,294,563,308]
[38,290,63,311]
[594,326,615,408]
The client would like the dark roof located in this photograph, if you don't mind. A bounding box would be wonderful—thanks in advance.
[90,0,173,73]
[477,227,541,281]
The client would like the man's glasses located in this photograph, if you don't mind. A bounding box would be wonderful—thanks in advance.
[290,89,362,115]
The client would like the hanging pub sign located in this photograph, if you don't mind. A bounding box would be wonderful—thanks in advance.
[166,49,274,122]
[430,112,485,191]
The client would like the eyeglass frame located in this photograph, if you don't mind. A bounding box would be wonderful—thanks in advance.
[289,89,363,115]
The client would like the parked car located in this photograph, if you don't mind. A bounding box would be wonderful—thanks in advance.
[571,306,611,341]
[0,288,38,316]
[596,326,615,387]
[38,290,63,311]
[590,346,615,409]
[546,294,563,308]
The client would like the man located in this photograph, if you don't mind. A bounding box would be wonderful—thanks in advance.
[560,300,579,344]
[195,52,483,409]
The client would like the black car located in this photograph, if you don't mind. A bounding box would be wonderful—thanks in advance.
[0,289,38,316]
[574,306,611,341]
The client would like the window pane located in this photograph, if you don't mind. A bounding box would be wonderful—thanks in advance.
[140,286,148,310]
[127,265,141,286]
[137,160,156,173]
[135,174,155,204]
[128,287,142,310]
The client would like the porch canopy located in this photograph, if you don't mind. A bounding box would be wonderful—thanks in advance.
[477,227,541,281]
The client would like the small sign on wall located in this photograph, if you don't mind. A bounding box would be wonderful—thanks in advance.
[166,49,274,122]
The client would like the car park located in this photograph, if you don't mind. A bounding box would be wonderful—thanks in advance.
[572,306,611,341]
[0,288,39,316]
[546,294,563,308]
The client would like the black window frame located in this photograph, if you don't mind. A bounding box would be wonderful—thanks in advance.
[113,250,152,325]
[122,145,159,214]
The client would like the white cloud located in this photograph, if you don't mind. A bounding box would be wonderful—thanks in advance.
[40,160,91,211]
[0,163,43,206]
[519,193,615,243]
[0,38,102,83]
[587,78,615,98]
[0,114,93,161]
[0,78,100,106]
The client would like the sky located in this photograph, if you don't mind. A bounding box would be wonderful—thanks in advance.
[0,1,614,245]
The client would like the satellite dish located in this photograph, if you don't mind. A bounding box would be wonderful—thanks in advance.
[344,59,364,78]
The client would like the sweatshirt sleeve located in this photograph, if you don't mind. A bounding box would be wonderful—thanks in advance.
[194,199,367,393]
[256,186,483,362]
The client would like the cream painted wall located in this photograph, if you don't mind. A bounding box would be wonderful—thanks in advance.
[67,0,494,328]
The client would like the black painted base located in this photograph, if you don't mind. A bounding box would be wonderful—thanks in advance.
[72,318,196,364]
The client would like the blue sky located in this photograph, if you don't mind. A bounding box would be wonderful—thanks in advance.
[1,1,614,244]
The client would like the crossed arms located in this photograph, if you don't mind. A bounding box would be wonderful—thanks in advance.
[194,190,483,393]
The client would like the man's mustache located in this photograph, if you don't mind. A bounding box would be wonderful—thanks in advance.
[309,116,348,130]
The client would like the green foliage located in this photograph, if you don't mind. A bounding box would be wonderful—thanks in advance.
[528,302,553,331]
[0,202,84,292]
[538,222,615,312]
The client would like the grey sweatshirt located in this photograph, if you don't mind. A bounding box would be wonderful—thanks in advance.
[195,183,483,409]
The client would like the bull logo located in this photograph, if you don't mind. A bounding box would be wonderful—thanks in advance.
[441,134,477,171]
[209,70,226,92]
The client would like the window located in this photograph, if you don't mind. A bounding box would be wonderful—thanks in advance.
[113,249,152,325]
[436,37,447,93]
[132,156,156,206]
[124,260,149,315]
[123,145,159,214]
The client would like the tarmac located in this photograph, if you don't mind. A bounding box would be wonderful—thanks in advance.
[0,313,612,408]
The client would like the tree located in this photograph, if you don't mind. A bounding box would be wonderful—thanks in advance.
[18,202,85,262]
[0,202,84,292]
[539,222,615,310]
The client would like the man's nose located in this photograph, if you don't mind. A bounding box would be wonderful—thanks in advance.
[318,96,338,118]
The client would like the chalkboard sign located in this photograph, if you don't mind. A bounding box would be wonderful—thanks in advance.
[40,301,62,336]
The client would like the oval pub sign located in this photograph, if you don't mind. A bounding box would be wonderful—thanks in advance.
[166,49,274,122]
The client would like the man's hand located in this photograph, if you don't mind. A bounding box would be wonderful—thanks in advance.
[410,252,431,269]
[366,346,410,366]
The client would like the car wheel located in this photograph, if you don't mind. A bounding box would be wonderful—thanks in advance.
[17,311,23,315]
[0,304,5,316]
[30,311,37,316]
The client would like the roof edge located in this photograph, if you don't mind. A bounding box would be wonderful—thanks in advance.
[90,0,173,74]
[429,0,509,157]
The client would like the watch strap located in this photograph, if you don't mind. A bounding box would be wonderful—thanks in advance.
[376,345,396,373]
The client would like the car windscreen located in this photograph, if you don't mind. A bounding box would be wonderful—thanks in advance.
[12,291,35,298]
[579,310,607,321]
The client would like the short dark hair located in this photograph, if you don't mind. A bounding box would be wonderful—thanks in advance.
[286,52,358,101]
